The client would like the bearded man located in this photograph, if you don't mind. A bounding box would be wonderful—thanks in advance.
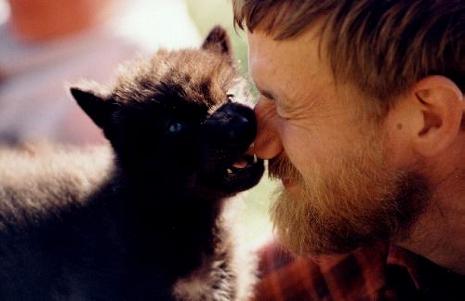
[233,0,465,300]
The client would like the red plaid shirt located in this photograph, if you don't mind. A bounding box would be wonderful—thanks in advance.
[253,241,465,300]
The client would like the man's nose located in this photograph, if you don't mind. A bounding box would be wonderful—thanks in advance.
[252,99,283,159]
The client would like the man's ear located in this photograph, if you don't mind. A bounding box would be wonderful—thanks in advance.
[391,76,465,158]
[201,25,232,58]
[70,86,113,129]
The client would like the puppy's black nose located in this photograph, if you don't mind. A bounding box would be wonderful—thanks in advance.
[204,102,256,146]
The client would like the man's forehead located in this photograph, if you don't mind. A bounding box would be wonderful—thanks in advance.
[248,29,328,97]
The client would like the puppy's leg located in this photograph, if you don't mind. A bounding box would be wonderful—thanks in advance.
[172,195,258,301]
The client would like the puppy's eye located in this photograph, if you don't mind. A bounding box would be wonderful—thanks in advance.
[226,94,234,102]
[167,121,184,134]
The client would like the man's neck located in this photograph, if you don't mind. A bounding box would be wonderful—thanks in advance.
[8,0,114,42]
[397,164,465,275]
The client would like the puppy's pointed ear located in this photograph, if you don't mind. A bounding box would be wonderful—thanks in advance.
[202,26,232,57]
[70,86,113,129]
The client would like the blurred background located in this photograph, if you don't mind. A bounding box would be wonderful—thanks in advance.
[186,0,249,74]
[0,0,276,249]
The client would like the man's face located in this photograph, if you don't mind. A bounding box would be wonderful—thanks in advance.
[248,28,429,255]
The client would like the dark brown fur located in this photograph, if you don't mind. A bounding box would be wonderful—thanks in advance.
[0,27,263,300]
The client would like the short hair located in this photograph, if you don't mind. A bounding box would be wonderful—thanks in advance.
[233,0,465,106]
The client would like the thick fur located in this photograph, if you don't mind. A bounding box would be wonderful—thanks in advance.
[0,27,263,300]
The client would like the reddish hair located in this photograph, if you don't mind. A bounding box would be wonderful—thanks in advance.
[233,0,465,105]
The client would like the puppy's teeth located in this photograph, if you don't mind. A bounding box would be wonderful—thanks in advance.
[248,143,255,152]
[227,168,233,174]
[253,155,258,163]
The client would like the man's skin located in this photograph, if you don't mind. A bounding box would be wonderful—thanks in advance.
[248,22,465,274]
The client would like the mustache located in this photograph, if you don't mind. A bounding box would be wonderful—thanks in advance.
[268,154,301,181]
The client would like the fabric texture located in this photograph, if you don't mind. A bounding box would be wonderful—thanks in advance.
[253,241,465,300]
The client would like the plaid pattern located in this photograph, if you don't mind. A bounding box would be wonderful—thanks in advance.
[253,241,465,300]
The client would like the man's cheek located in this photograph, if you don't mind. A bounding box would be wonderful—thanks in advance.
[280,133,310,173]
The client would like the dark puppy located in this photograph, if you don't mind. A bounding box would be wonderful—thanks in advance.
[0,27,263,300]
